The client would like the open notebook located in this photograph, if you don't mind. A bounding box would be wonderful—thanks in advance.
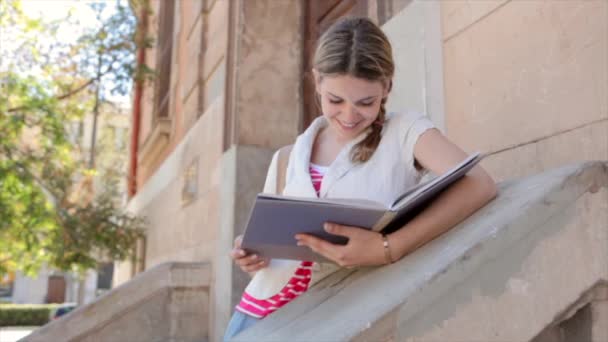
[241,152,483,262]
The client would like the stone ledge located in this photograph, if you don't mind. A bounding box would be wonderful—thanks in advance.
[232,161,608,341]
[24,262,210,342]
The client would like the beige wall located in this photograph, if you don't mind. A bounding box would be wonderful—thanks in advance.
[115,95,224,286]
[138,98,224,269]
[115,0,229,286]
[114,1,607,340]
[134,0,228,269]
[231,1,302,148]
[117,2,305,340]
[137,0,229,187]
[214,2,305,340]
[441,0,607,180]
[121,0,304,269]
[384,0,445,131]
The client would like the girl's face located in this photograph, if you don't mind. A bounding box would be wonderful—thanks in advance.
[314,72,389,142]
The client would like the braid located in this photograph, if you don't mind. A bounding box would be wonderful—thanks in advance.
[350,97,386,163]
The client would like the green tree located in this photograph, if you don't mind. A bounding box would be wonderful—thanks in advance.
[0,0,152,277]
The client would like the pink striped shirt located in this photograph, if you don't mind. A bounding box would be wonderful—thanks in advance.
[235,164,327,318]
[309,163,326,194]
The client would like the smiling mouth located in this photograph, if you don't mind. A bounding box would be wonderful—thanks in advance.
[337,119,361,130]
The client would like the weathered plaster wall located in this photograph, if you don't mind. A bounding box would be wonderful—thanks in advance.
[441,0,607,180]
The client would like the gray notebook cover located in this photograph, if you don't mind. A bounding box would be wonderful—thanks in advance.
[241,152,482,262]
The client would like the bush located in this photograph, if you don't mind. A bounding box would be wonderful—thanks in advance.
[0,304,60,326]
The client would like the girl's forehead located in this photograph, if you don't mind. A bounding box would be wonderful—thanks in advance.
[320,74,384,97]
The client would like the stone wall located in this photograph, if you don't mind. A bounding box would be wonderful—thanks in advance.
[214,1,304,340]
[26,263,210,342]
[114,96,224,287]
[114,1,608,341]
[441,0,607,180]
[116,0,230,286]
[231,162,608,342]
[118,2,306,341]
[384,0,445,131]
[137,0,229,187]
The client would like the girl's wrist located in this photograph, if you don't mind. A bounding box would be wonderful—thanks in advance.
[385,229,413,263]
[381,233,394,264]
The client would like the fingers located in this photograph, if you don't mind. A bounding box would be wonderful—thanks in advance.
[295,234,343,263]
[241,258,269,272]
[233,234,243,248]
[229,247,246,260]
[296,224,380,267]
[323,223,357,238]
[230,247,269,273]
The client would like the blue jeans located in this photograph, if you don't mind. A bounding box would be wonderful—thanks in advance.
[223,310,261,341]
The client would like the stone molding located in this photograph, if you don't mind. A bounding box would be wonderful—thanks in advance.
[137,117,172,167]
[24,262,210,342]
[231,161,608,341]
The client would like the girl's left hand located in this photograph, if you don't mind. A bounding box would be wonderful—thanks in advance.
[294,223,387,267]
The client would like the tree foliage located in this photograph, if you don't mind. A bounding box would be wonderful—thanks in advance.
[0,0,152,277]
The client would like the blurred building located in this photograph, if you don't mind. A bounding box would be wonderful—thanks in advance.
[0,272,15,301]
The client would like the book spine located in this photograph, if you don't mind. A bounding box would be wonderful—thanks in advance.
[371,211,397,232]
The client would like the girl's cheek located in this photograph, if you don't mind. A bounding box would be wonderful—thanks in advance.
[360,105,381,119]
[323,102,342,115]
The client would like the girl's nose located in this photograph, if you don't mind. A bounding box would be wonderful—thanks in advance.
[345,104,361,120]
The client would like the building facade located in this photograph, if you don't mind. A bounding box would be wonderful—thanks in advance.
[116,1,607,340]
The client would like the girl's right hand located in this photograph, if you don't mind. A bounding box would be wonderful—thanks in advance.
[231,234,269,275]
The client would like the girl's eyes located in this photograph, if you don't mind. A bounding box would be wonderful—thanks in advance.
[328,99,374,107]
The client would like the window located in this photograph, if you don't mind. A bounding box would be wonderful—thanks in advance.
[96,262,114,291]
[138,0,175,168]
[153,0,175,120]
[0,272,14,298]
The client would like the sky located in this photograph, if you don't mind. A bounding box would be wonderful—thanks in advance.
[18,0,132,105]
[21,0,101,44]
[21,0,98,23]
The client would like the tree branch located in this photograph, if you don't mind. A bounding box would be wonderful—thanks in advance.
[7,78,96,113]
[56,78,96,100]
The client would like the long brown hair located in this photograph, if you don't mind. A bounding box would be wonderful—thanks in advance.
[313,17,394,163]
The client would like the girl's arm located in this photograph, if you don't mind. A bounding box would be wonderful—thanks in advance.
[295,129,497,267]
[386,128,497,262]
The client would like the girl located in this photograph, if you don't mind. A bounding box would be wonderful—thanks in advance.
[224,17,497,340]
